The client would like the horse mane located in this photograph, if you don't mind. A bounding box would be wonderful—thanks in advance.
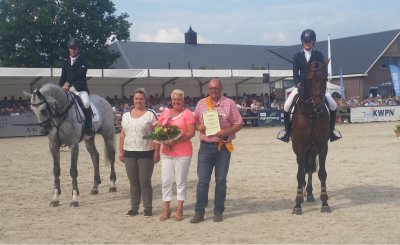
[36,83,66,108]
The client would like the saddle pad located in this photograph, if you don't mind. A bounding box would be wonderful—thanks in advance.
[76,102,100,122]
[91,103,100,122]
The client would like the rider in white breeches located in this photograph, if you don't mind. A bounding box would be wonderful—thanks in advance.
[59,38,95,136]
[277,29,341,143]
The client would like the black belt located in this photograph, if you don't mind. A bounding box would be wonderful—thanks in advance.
[201,141,219,145]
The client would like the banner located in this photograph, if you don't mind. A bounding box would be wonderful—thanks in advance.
[0,114,43,138]
[327,34,332,81]
[389,65,400,97]
[350,106,400,123]
[340,65,345,99]
[257,109,284,127]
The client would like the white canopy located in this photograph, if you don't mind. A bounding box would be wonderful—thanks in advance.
[284,82,342,98]
[0,67,292,98]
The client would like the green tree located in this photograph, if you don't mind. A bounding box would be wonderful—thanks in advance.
[0,0,131,68]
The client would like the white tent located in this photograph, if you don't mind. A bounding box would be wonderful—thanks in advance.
[285,82,342,98]
[0,67,292,98]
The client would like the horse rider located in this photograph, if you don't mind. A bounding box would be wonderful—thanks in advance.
[278,29,341,143]
[59,37,95,136]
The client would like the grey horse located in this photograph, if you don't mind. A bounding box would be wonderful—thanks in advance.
[23,83,117,207]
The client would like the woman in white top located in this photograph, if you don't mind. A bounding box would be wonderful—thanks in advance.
[119,88,160,217]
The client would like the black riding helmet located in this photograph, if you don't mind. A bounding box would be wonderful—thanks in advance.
[67,38,81,49]
[300,29,316,45]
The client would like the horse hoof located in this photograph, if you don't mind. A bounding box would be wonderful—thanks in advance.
[90,189,99,195]
[307,195,315,202]
[70,201,79,207]
[321,206,331,213]
[109,187,117,192]
[292,208,302,215]
[49,200,59,207]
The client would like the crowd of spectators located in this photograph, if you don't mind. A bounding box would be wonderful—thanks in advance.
[2,92,400,117]
[0,96,32,116]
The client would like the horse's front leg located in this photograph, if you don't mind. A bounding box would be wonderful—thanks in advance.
[49,143,61,207]
[306,172,315,202]
[85,137,101,195]
[293,159,306,215]
[318,150,331,212]
[70,143,80,207]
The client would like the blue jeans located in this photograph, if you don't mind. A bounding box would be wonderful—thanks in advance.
[194,142,231,216]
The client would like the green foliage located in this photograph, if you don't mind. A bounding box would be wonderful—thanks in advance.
[143,126,182,141]
[394,124,400,131]
[0,0,131,68]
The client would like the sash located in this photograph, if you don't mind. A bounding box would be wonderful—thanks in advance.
[205,96,234,153]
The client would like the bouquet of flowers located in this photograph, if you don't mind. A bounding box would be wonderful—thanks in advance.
[143,118,182,151]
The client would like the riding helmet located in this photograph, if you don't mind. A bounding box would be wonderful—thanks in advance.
[67,38,81,49]
[300,29,316,44]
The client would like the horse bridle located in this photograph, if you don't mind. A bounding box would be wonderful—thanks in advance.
[31,89,75,135]
[302,61,328,115]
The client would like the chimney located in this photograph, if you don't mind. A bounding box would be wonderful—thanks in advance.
[185,26,197,45]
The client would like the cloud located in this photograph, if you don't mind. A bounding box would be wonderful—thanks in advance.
[138,28,183,43]
[263,32,287,44]
[137,28,212,43]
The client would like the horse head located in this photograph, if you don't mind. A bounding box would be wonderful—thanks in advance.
[23,83,68,135]
[304,59,329,111]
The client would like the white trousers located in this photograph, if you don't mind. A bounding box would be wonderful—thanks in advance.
[283,88,337,112]
[161,155,191,201]
[69,86,90,109]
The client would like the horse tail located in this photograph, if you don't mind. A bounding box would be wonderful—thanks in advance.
[305,143,319,173]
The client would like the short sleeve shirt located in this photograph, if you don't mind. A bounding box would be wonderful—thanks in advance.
[194,96,243,142]
[121,110,157,151]
[158,108,195,157]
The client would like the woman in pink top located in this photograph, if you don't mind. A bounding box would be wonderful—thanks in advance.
[158,89,195,221]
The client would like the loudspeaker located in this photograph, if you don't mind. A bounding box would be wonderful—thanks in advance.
[262,73,270,83]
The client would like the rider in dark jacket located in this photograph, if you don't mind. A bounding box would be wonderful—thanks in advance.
[278,29,341,143]
[59,38,95,136]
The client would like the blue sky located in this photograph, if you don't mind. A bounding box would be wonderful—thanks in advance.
[112,0,400,45]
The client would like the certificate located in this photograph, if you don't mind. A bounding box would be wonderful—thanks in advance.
[203,110,221,136]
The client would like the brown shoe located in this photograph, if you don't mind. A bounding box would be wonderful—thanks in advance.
[190,213,204,224]
[175,209,183,221]
[159,208,171,221]
[213,214,223,222]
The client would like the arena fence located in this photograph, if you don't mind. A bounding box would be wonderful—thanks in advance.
[2,106,400,138]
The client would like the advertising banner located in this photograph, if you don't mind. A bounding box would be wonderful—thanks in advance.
[257,109,284,127]
[389,65,400,97]
[350,106,400,123]
[0,114,43,138]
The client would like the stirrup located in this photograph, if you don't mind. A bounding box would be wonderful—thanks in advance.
[276,130,290,143]
[329,129,342,142]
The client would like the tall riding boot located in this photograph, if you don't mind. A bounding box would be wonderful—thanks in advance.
[83,107,95,136]
[329,110,341,142]
[278,112,291,143]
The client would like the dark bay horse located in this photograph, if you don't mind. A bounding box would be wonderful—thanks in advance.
[291,60,331,215]
[24,83,117,207]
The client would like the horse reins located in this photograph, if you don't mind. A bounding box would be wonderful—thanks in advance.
[31,89,75,143]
